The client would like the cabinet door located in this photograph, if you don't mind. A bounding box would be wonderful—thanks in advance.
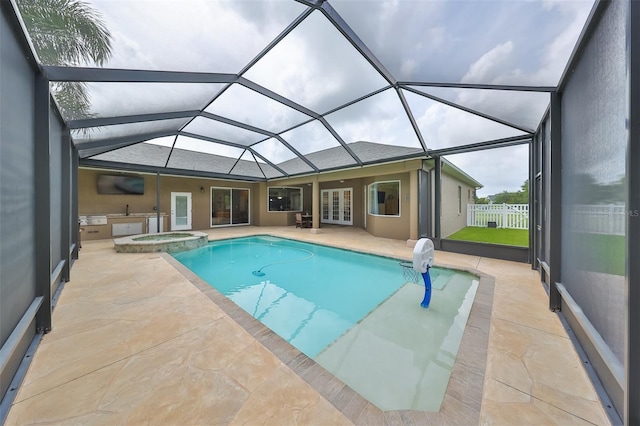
[112,222,143,236]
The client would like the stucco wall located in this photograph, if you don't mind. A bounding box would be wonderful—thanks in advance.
[363,172,411,240]
[440,173,476,238]
[79,169,260,231]
[79,158,461,243]
[258,183,306,226]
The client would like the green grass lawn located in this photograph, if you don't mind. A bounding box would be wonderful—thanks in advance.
[446,226,529,247]
[570,233,625,276]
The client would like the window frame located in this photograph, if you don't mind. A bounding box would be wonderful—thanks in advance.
[210,186,250,227]
[267,186,303,212]
[367,180,401,217]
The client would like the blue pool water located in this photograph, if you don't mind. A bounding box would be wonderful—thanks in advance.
[173,235,408,357]
[174,235,479,411]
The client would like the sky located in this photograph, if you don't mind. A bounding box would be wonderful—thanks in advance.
[61,0,595,196]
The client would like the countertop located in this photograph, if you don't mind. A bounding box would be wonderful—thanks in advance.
[106,213,167,217]
[80,213,168,218]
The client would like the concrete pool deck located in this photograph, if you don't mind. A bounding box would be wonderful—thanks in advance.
[5,226,610,425]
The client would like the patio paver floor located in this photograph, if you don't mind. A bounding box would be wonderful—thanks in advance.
[5,226,609,425]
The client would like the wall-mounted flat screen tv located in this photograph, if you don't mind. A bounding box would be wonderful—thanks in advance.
[97,174,144,195]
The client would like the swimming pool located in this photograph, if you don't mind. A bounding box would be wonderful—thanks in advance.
[173,235,479,411]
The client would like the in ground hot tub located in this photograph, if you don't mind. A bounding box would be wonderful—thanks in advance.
[114,231,208,253]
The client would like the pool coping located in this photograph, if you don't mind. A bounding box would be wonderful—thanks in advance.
[162,237,495,425]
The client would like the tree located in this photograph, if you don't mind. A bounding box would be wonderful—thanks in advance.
[16,0,112,119]
[492,179,529,204]
[520,178,529,203]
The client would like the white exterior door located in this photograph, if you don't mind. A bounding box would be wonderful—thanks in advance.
[321,188,353,225]
[171,192,192,230]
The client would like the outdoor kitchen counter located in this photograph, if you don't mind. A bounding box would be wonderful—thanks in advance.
[80,213,168,241]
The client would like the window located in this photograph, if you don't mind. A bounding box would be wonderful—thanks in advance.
[368,181,400,216]
[468,189,471,200]
[268,187,302,212]
[211,187,250,226]
[458,186,462,214]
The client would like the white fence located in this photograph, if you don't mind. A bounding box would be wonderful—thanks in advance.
[467,204,529,230]
[569,204,626,236]
[467,203,627,234]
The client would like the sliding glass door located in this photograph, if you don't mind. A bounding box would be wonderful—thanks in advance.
[211,187,249,226]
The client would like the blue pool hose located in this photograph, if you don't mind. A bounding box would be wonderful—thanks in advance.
[420,267,432,309]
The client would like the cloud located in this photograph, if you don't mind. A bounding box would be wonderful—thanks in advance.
[205,84,309,134]
[407,91,526,150]
[446,145,530,197]
[253,138,297,164]
[243,11,388,114]
[86,82,225,118]
[420,86,550,131]
[173,135,244,158]
[461,41,517,84]
[93,0,305,73]
[405,90,530,197]
[460,1,593,86]
[330,0,447,80]
[532,1,594,84]
[325,89,421,148]
[71,0,593,190]
[441,1,593,194]
[281,120,342,156]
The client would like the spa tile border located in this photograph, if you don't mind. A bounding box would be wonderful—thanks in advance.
[162,240,495,425]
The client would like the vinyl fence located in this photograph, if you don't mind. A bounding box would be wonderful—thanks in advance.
[467,203,529,230]
[569,204,626,236]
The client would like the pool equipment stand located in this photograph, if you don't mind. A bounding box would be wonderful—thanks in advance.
[420,268,432,308]
[413,238,435,309]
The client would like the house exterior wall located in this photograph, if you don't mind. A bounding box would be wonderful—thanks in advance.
[79,169,260,235]
[257,182,309,227]
[266,160,423,239]
[440,173,476,238]
[362,172,411,240]
[79,158,475,243]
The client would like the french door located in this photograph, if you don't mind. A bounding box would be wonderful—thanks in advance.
[321,188,353,225]
[171,192,192,230]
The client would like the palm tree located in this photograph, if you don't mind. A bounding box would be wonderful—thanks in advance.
[16,0,112,119]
